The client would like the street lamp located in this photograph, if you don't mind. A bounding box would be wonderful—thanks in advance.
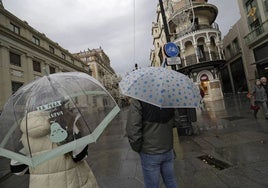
[159,0,177,70]
[159,0,170,43]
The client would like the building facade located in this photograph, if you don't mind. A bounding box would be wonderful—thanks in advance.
[222,19,250,94]
[222,0,268,94]
[150,4,168,67]
[0,4,89,111]
[239,0,268,81]
[151,0,225,101]
[73,48,121,104]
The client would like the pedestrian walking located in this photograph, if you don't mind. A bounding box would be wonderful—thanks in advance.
[10,110,99,188]
[260,76,268,106]
[199,85,205,110]
[251,79,268,119]
[126,98,178,188]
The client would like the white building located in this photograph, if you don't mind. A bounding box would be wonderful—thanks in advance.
[151,0,225,101]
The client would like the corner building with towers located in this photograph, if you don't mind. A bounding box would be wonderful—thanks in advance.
[151,0,225,101]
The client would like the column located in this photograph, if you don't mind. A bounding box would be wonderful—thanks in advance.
[0,43,12,109]
[181,48,187,66]
[206,42,212,61]
[194,44,199,63]
[216,41,223,60]
[205,33,212,61]
[25,54,34,82]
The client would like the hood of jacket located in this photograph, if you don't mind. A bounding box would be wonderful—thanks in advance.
[20,110,51,138]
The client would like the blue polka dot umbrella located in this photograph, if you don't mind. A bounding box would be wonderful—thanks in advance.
[119,67,201,108]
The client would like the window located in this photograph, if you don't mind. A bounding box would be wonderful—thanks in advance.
[197,45,204,60]
[103,98,108,106]
[49,46,55,54]
[11,81,23,94]
[32,36,40,45]
[10,23,20,35]
[265,0,268,11]
[61,53,66,60]
[232,38,240,54]
[226,45,231,59]
[49,66,56,74]
[93,96,97,106]
[246,0,255,12]
[191,18,199,30]
[9,52,21,67]
[245,0,260,30]
[33,60,41,72]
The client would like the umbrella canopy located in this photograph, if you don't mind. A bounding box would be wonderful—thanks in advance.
[0,72,120,167]
[119,67,201,108]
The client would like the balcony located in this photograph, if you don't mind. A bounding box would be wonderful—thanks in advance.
[172,23,220,42]
[181,51,220,66]
[170,3,218,26]
[244,20,268,48]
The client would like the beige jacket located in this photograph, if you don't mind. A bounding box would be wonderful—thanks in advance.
[20,110,98,188]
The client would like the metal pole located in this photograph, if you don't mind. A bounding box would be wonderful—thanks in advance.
[159,0,170,43]
[159,0,177,70]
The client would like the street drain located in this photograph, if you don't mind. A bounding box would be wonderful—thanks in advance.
[197,155,232,170]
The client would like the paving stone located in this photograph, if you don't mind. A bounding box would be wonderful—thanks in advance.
[216,167,267,188]
[1,99,268,188]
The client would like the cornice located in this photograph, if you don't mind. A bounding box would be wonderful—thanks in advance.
[0,27,86,73]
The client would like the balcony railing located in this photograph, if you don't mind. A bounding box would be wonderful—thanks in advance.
[170,2,217,22]
[181,51,220,67]
[244,20,268,47]
[172,23,220,40]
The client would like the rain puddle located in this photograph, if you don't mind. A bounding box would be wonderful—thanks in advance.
[197,155,232,170]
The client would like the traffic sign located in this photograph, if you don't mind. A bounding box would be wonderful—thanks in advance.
[166,57,181,65]
[164,42,179,57]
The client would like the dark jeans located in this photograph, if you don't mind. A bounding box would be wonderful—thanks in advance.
[140,149,178,188]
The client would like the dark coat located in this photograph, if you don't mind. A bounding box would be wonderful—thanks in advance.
[126,99,177,154]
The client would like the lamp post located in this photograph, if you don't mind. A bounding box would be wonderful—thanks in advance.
[159,1,196,132]
[159,0,177,70]
[159,0,170,43]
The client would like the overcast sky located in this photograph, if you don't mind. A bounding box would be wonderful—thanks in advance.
[3,0,240,76]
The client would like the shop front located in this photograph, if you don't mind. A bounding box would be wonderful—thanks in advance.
[197,71,223,101]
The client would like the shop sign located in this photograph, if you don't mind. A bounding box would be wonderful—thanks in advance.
[200,74,209,81]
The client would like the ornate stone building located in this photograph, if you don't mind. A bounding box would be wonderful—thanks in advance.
[150,4,168,67]
[0,4,89,111]
[151,0,225,101]
[73,48,121,104]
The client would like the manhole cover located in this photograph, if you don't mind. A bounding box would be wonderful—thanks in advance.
[221,116,244,121]
[197,155,232,170]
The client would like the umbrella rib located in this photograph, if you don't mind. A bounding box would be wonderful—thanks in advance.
[13,85,36,158]
[25,111,33,158]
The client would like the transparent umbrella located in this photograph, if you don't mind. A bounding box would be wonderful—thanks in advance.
[0,72,120,167]
[119,67,201,108]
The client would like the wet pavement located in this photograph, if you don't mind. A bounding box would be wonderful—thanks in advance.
[1,94,268,188]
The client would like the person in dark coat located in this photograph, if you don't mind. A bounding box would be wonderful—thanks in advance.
[260,76,268,107]
[251,79,268,119]
[126,98,178,188]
